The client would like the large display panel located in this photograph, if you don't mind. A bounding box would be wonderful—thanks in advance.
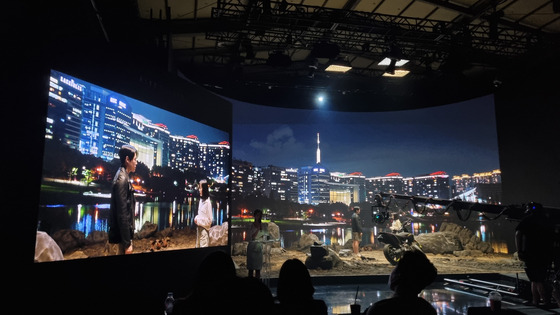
[34,69,231,263]
[230,95,523,275]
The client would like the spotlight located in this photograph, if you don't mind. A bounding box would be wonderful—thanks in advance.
[314,93,327,106]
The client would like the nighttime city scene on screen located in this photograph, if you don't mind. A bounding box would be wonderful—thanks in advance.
[36,70,231,262]
[227,94,530,278]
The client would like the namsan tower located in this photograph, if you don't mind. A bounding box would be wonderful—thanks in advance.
[316,132,321,164]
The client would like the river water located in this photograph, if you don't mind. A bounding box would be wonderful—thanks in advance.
[37,200,520,255]
[36,199,228,238]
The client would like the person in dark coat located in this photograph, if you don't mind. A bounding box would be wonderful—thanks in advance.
[107,144,138,255]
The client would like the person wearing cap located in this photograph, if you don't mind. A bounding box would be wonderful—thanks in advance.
[107,144,138,255]
[194,180,213,247]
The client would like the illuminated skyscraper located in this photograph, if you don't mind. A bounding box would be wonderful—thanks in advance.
[298,132,330,205]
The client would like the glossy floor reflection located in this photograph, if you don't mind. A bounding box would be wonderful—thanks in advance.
[269,275,560,315]
[313,282,500,315]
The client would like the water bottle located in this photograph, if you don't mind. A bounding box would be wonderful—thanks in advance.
[164,292,175,315]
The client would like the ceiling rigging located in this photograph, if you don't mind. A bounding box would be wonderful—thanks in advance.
[47,0,560,111]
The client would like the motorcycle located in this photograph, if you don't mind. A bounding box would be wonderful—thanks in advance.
[377,218,423,265]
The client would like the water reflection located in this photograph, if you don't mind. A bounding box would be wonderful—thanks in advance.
[310,284,493,315]
[37,199,228,238]
[231,217,518,254]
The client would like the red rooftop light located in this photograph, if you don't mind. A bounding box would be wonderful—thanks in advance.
[154,123,168,130]
[430,171,447,176]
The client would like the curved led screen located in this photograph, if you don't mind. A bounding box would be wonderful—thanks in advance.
[35,69,231,263]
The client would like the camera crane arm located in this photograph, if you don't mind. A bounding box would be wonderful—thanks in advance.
[372,192,529,223]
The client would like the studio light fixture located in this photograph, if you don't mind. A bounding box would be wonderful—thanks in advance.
[382,70,410,77]
[378,57,409,67]
[325,57,352,73]
[379,42,409,76]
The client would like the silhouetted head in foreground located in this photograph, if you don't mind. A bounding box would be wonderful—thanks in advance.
[389,250,437,296]
[277,258,315,303]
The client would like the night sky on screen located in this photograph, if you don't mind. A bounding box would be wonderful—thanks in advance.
[231,94,501,178]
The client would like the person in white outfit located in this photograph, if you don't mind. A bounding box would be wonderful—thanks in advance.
[247,209,266,278]
[194,180,212,247]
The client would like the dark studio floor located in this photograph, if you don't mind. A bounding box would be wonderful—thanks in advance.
[266,273,560,315]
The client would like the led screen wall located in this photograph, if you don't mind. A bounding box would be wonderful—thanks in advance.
[35,69,231,263]
[230,95,518,261]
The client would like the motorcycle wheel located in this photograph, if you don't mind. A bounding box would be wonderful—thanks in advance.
[383,244,403,266]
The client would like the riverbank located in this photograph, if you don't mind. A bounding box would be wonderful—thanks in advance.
[230,247,525,279]
[59,226,524,280]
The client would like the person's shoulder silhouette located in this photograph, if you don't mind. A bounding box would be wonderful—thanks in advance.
[275,258,328,315]
[173,250,238,315]
[233,276,280,315]
[366,249,437,315]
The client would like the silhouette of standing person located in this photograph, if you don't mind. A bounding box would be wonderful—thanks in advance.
[365,249,437,315]
[515,202,555,306]
[107,144,138,255]
[351,206,363,257]
[194,180,212,248]
[172,250,238,315]
[275,258,328,315]
[247,209,265,278]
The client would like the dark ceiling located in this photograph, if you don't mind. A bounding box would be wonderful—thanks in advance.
[40,0,560,111]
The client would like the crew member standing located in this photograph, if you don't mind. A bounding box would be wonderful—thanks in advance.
[515,202,555,306]
[352,206,363,258]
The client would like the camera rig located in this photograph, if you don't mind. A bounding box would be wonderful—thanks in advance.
[370,192,554,224]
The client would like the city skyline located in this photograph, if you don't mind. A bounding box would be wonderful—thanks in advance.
[52,69,229,144]
[231,94,501,178]
[130,99,229,144]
